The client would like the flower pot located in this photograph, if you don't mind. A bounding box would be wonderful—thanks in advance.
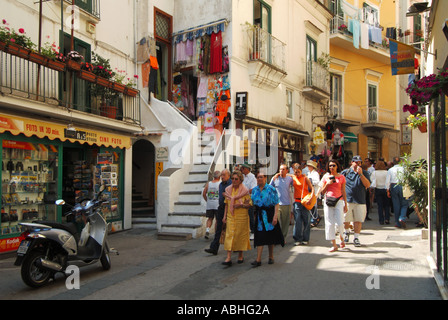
[113,82,126,93]
[46,59,66,72]
[78,70,96,83]
[96,76,113,88]
[4,42,31,59]
[100,104,118,119]
[418,122,427,133]
[67,59,82,71]
[28,51,49,65]
[124,87,138,97]
[0,40,7,51]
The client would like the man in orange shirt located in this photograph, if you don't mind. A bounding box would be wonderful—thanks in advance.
[291,164,315,246]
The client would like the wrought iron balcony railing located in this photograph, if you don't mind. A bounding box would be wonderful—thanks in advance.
[246,24,286,73]
[306,60,330,93]
[0,48,140,125]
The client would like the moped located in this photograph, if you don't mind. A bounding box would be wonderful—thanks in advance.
[15,186,118,288]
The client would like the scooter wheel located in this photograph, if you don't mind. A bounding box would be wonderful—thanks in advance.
[100,250,111,270]
[21,250,53,288]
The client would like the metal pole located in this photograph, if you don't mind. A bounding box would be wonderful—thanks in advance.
[36,0,43,100]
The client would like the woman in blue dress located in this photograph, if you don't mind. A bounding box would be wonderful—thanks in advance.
[251,171,285,267]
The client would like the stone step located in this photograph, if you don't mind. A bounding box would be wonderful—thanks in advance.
[157,232,192,241]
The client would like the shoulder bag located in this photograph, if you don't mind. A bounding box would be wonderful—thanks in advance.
[300,176,316,210]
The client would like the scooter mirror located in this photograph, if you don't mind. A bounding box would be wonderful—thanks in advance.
[55,200,65,206]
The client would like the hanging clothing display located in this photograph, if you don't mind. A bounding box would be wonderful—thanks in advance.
[209,31,222,74]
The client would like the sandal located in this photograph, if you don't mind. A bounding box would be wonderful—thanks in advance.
[329,246,338,252]
[340,241,346,249]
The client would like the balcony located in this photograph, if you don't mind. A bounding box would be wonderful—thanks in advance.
[329,16,390,65]
[360,106,397,131]
[303,60,330,101]
[0,46,140,125]
[245,24,287,90]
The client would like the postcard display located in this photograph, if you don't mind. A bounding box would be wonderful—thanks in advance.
[96,153,119,220]
[1,140,58,235]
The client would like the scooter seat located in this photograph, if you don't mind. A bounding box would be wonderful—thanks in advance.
[33,220,79,243]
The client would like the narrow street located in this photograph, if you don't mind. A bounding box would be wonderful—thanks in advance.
[0,207,441,302]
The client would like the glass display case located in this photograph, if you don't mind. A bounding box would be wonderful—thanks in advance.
[1,140,58,235]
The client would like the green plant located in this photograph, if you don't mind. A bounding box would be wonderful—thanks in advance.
[113,68,138,88]
[40,39,65,61]
[317,53,331,71]
[0,19,35,50]
[398,155,428,227]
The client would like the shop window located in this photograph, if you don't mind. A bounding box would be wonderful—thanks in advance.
[1,140,59,235]
[62,147,121,221]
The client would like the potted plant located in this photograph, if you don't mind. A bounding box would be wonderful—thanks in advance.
[406,113,431,132]
[405,68,448,107]
[398,156,428,229]
[0,19,36,58]
[66,51,83,71]
[338,24,348,33]
[406,113,448,132]
[89,52,118,118]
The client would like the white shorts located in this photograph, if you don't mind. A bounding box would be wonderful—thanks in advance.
[344,203,367,223]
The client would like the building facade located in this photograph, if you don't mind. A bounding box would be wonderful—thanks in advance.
[327,0,401,165]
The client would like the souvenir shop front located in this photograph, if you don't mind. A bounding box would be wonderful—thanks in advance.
[171,19,231,134]
[311,123,357,174]
[240,120,307,174]
[0,112,130,254]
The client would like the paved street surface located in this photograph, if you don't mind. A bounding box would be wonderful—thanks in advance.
[0,206,442,301]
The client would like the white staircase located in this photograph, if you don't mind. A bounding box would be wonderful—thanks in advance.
[157,132,217,240]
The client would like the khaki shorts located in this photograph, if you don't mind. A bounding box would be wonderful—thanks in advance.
[344,203,367,223]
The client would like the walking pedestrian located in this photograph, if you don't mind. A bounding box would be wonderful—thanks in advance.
[204,169,231,255]
[386,157,410,229]
[306,160,321,227]
[251,171,285,267]
[221,170,252,266]
[318,160,348,252]
[370,161,390,225]
[291,163,315,246]
[341,156,371,247]
[202,170,221,239]
[241,164,257,239]
[269,164,293,241]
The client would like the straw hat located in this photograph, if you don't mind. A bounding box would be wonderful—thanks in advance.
[306,160,318,169]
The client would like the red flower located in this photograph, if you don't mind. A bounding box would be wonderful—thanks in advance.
[18,28,25,34]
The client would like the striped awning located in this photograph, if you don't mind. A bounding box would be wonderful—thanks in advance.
[343,131,358,143]
[173,19,228,43]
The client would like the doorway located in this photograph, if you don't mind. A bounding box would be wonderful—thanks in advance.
[132,140,156,219]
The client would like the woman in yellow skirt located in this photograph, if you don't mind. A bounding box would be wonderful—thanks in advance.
[222,170,252,266]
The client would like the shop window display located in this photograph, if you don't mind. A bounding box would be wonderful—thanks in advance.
[1,140,58,235]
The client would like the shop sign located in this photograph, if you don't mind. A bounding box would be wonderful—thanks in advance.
[0,113,131,149]
[389,39,415,76]
[0,236,24,253]
[156,147,169,162]
[235,92,248,118]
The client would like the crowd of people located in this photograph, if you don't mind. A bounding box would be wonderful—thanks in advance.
[203,155,415,265]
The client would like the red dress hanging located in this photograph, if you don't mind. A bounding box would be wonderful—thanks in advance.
[209,31,222,74]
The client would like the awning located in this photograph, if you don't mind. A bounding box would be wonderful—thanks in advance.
[343,131,358,143]
[0,113,131,149]
[172,19,228,43]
